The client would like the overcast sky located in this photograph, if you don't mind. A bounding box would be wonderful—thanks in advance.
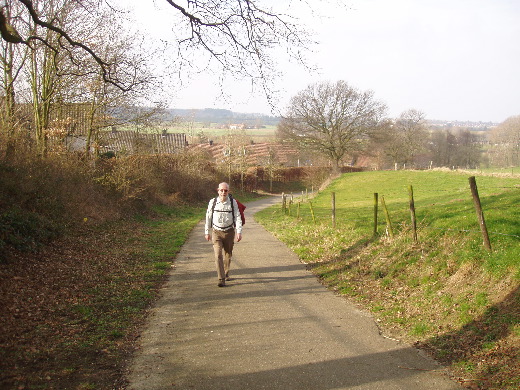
[124,0,520,123]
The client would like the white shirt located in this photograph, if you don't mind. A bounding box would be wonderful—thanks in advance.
[205,196,243,235]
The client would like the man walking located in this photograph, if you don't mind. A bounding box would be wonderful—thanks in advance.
[205,182,243,287]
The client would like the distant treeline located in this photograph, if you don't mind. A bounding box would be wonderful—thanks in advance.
[165,108,281,126]
[165,109,499,131]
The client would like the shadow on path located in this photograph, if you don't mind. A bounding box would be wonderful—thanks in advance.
[127,196,461,390]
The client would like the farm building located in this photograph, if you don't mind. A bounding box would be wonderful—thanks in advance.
[99,131,187,155]
[191,141,301,167]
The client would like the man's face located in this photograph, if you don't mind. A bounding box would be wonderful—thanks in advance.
[218,185,229,201]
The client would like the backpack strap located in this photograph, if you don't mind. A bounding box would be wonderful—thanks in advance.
[210,196,235,229]
[228,194,236,227]
[211,197,217,217]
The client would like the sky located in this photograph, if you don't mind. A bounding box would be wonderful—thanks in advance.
[121,0,520,123]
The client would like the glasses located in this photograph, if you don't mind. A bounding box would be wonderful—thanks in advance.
[218,189,229,192]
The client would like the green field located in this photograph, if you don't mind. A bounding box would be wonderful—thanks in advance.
[169,124,278,143]
[260,170,519,275]
[117,122,279,142]
[256,169,519,388]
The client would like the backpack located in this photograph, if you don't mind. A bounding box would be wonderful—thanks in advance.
[211,194,246,227]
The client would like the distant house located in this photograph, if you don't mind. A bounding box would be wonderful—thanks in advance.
[228,123,245,130]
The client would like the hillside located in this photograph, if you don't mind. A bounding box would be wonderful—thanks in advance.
[255,170,519,389]
[165,108,499,130]
[165,108,281,127]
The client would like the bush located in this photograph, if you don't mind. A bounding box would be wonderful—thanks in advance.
[0,143,226,256]
[94,150,219,206]
[0,207,61,254]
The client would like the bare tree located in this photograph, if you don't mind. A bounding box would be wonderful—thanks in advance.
[365,118,396,170]
[26,1,65,155]
[74,15,161,156]
[452,129,482,169]
[490,115,520,167]
[220,129,250,186]
[428,128,482,169]
[392,109,429,168]
[0,0,163,156]
[0,0,310,96]
[277,80,387,173]
[428,129,453,168]
[0,37,19,154]
[260,146,279,193]
[365,111,428,170]
[0,0,152,92]
[0,2,29,153]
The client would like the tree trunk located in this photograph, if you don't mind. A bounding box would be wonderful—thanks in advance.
[1,42,17,157]
[331,159,341,174]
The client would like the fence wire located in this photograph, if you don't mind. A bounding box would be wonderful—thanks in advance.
[282,190,519,241]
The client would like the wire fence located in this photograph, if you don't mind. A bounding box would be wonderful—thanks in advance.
[280,176,520,251]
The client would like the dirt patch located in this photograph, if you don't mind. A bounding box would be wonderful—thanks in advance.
[0,221,158,389]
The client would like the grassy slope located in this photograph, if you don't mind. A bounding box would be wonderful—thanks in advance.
[0,205,205,389]
[256,170,519,389]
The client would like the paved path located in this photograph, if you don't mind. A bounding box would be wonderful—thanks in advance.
[127,196,461,390]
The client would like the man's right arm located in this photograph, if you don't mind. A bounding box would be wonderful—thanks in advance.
[204,199,213,238]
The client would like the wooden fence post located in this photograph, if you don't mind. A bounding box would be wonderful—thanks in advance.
[469,176,492,251]
[309,201,316,224]
[331,192,336,228]
[408,185,418,243]
[373,193,378,236]
[297,201,301,219]
[380,195,394,238]
[282,192,286,214]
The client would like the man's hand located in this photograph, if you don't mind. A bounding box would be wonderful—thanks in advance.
[205,234,211,241]
[236,233,242,242]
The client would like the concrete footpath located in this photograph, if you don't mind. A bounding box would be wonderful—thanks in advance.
[126,196,461,390]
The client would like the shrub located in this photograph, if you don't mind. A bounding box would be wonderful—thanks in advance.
[0,207,61,254]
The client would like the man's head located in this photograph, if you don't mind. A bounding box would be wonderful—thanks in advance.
[217,182,230,201]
